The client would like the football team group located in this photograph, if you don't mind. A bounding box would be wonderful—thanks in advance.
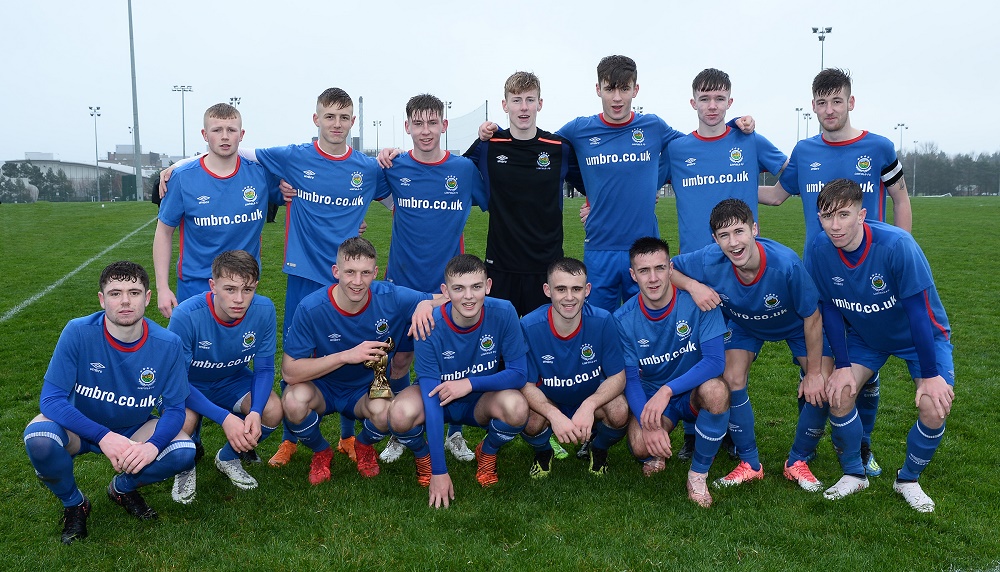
[23,55,955,545]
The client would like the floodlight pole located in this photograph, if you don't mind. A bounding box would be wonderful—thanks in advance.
[90,106,101,202]
[173,85,193,157]
[795,107,803,140]
[812,26,833,70]
[803,112,812,138]
[895,123,908,153]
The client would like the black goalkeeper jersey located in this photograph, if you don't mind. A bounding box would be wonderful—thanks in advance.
[465,128,580,273]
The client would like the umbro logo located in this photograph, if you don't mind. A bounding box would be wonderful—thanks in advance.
[328,333,342,342]
[541,354,555,363]
[589,137,601,146]
[496,155,508,164]
[197,195,210,204]
[832,276,845,286]
[303,170,316,179]
[400,178,412,187]
[685,157,697,166]
[442,350,456,359]
[198,340,212,350]
[809,162,822,170]
[638,338,650,348]
[89,362,105,374]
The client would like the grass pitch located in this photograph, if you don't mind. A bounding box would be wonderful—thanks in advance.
[0,197,998,571]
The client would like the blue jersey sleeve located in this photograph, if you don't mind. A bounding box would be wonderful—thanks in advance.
[39,382,111,444]
[788,261,821,319]
[415,336,448,475]
[600,315,626,376]
[779,146,802,196]
[902,292,939,378]
[664,335,725,395]
[251,354,275,416]
[754,132,788,175]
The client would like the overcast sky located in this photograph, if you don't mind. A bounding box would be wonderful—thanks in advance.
[1,0,994,165]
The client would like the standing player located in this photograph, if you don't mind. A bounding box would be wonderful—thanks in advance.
[615,238,729,507]
[806,179,952,511]
[466,71,581,317]
[377,94,488,464]
[153,102,278,318]
[167,251,284,503]
[759,68,912,477]
[671,199,828,491]
[23,262,195,544]
[667,69,787,254]
[386,255,529,509]
[558,55,754,312]
[279,238,440,485]
[519,258,628,477]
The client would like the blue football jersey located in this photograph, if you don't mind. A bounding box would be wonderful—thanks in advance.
[167,291,277,385]
[253,143,391,284]
[558,112,684,251]
[780,131,903,250]
[672,237,819,342]
[283,281,430,389]
[521,303,625,407]
[806,221,950,353]
[159,156,277,281]
[383,152,486,293]
[43,313,190,432]
[614,288,727,395]
[667,128,787,253]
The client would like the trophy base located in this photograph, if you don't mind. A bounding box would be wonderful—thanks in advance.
[369,387,394,399]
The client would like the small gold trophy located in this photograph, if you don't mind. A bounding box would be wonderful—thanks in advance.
[365,337,395,399]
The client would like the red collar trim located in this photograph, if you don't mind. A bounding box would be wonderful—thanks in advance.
[104,319,148,352]
[639,287,676,321]
[329,284,371,316]
[313,140,353,161]
[547,306,582,341]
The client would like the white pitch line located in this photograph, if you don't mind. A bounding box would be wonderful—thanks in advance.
[0,217,157,324]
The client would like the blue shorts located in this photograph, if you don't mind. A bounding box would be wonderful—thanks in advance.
[192,369,253,414]
[76,418,155,456]
[846,332,955,386]
[725,320,825,361]
[583,250,637,312]
[284,275,328,337]
[396,334,415,354]
[643,385,697,428]
[177,278,211,304]
[314,381,369,421]
[442,393,486,428]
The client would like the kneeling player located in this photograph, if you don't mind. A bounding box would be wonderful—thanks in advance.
[167,251,283,503]
[280,238,439,485]
[615,238,729,507]
[671,199,829,491]
[520,258,628,477]
[23,262,195,544]
[387,255,529,508]
[807,179,954,511]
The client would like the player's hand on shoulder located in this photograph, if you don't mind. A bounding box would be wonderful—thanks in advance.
[358,220,368,235]
[688,283,721,312]
[428,379,473,406]
[157,289,178,319]
[409,300,437,340]
[479,121,499,141]
[279,179,296,202]
[738,115,755,134]
[158,165,175,198]
[377,147,402,169]
[429,473,455,509]
[915,375,954,419]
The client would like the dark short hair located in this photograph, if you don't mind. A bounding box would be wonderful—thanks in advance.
[597,55,637,90]
[99,261,149,291]
[337,236,378,264]
[444,254,487,281]
[504,71,541,98]
[692,68,731,94]
[816,178,863,214]
[317,88,353,110]
[629,237,670,264]
[710,198,754,233]
[546,257,587,282]
[212,250,259,284]
[406,94,445,120]
[812,68,852,99]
